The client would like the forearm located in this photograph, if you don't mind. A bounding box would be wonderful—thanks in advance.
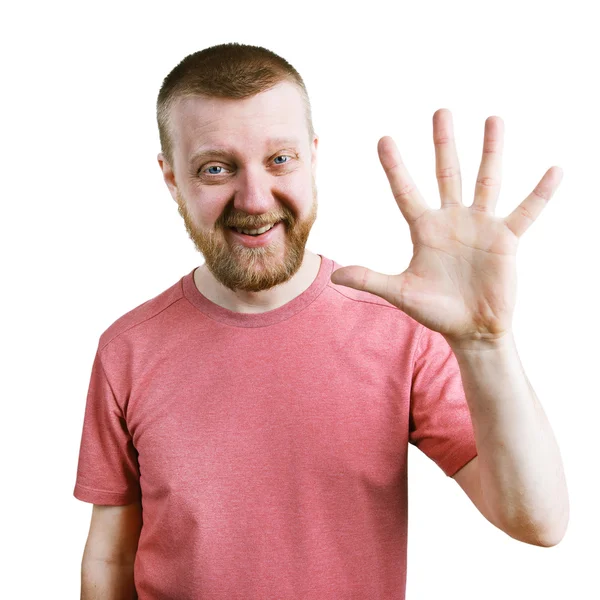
[447,331,569,546]
[81,559,137,600]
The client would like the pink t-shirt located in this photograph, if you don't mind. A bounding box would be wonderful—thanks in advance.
[74,254,477,599]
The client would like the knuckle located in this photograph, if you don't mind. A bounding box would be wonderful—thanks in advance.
[518,205,535,222]
[482,141,500,154]
[476,176,498,188]
[470,203,490,213]
[393,184,415,200]
[360,269,369,291]
[533,186,550,201]
[433,134,452,146]
[383,158,404,175]
[436,166,460,180]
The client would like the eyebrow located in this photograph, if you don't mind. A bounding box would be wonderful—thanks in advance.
[188,137,302,165]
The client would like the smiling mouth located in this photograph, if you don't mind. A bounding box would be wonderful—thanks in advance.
[227,221,283,236]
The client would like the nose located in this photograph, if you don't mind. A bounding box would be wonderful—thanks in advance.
[232,165,277,216]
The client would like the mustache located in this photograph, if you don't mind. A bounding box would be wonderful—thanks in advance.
[220,201,297,231]
[225,219,285,229]
[222,211,291,229]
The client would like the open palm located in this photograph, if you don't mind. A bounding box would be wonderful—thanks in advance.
[330,109,563,346]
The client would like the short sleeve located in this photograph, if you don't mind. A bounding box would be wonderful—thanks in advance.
[73,348,141,505]
[409,326,478,477]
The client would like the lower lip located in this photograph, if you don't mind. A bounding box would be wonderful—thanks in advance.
[228,222,283,247]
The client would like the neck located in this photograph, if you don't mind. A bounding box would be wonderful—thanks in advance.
[194,250,321,314]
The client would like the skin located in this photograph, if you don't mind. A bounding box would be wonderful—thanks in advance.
[330,109,564,347]
[160,90,569,544]
[331,110,569,545]
[158,81,321,312]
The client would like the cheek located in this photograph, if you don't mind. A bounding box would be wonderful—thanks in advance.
[185,191,231,227]
[280,172,314,207]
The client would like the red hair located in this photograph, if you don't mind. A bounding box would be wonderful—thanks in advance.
[156,43,315,167]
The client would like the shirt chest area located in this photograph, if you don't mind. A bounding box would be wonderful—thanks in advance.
[125,335,412,499]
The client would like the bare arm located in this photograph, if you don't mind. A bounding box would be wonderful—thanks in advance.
[81,560,137,600]
[80,502,143,600]
[448,333,569,546]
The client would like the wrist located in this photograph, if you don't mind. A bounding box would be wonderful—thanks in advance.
[444,329,515,355]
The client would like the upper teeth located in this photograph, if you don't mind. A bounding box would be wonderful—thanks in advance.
[235,223,275,235]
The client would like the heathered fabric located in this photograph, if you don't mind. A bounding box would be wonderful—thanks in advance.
[74,254,478,599]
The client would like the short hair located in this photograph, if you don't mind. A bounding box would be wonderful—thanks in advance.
[156,43,315,168]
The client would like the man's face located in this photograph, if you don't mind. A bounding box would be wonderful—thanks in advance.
[159,81,319,292]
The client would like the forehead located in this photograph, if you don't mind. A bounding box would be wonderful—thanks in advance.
[169,82,309,161]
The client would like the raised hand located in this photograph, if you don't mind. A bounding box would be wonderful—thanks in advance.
[330,109,563,347]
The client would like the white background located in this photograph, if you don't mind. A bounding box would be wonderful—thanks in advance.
[2,0,598,598]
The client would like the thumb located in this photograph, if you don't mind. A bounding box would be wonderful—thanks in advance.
[330,265,394,304]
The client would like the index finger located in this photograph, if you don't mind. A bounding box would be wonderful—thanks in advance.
[378,136,429,224]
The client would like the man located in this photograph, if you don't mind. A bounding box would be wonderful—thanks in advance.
[74,43,569,599]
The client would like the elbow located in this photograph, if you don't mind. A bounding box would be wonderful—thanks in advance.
[501,510,569,547]
[535,515,569,547]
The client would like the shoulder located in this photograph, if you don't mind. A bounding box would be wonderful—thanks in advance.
[98,273,188,352]
[323,258,423,347]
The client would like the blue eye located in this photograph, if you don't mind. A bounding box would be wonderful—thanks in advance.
[274,155,290,164]
[206,166,225,175]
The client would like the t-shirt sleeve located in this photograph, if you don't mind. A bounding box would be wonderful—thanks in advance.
[73,347,141,505]
[409,325,478,477]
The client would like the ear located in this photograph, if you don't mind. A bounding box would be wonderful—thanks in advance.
[157,153,179,203]
[310,135,319,178]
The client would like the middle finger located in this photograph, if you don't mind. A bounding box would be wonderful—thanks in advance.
[433,108,463,207]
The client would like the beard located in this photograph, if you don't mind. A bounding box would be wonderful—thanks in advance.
[176,181,318,293]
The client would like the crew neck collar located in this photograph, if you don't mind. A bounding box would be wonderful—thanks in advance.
[182,254,333,328]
